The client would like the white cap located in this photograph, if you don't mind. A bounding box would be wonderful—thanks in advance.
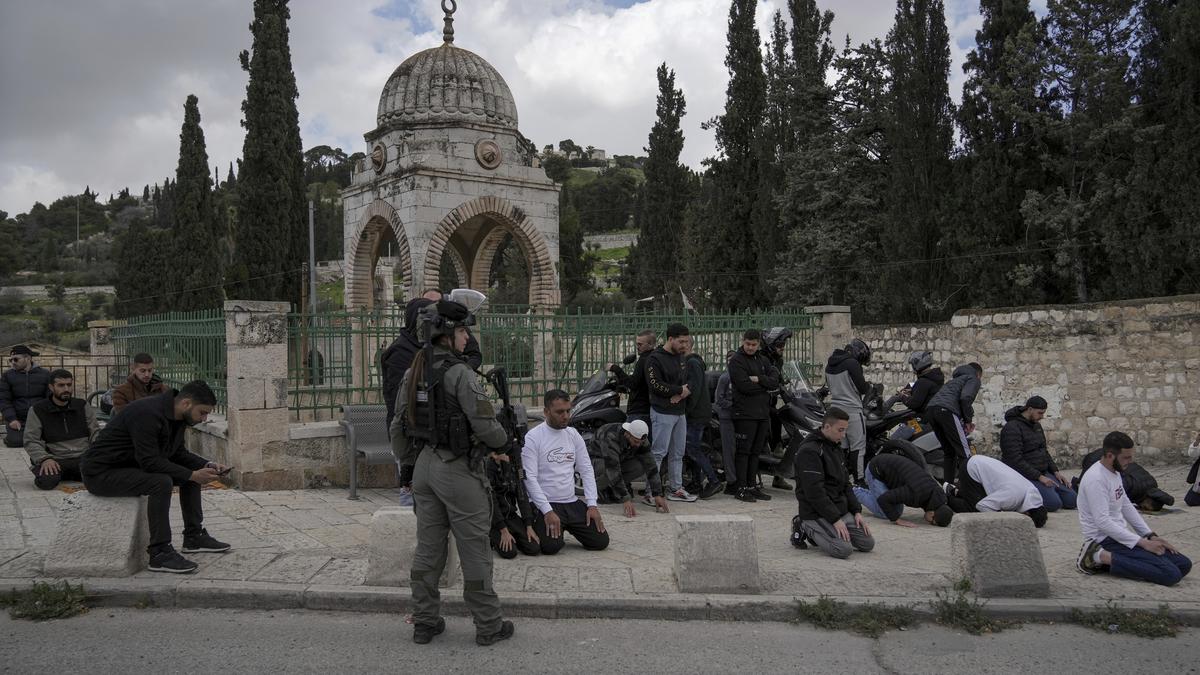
[621,419,649,439]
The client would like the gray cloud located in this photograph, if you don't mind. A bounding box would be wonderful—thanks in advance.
[0,0,995,216]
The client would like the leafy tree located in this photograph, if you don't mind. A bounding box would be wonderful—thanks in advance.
[171,94,225,311]
[540,154,572,183]
[557,139,583,160]
[573,168,641,233]
[624,63,691,299]
[230,0,306,302]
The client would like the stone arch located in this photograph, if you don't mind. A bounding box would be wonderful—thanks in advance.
[441,244,470,290]
[469,226,512,290]
[346,199,412,309]
[424,196,559,307]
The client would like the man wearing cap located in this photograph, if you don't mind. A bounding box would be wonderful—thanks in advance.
[853,454,955,528]
[588,419,669,517]
[24,369,99,490]
[1000,395,1076,511]
[1,345,51,448]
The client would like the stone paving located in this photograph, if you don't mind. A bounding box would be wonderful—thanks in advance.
[2,444,1198,604]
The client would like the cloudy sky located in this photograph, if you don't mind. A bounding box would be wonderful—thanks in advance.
[0,0,1046,217]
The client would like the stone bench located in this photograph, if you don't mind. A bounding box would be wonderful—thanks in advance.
[44,493,150,578]
[951,512,1049,597]
[674,515,760,594]
[365,507,460,588]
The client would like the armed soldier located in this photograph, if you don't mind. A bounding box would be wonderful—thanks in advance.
[389,292,514,647]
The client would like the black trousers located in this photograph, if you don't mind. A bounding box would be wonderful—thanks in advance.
[948,470,986,513]
[489,516,540,559]
[734,418,769,489]
[927,406,969,485]
[30,457,83,490]
[530,500,609,555]
[83,468,204,554]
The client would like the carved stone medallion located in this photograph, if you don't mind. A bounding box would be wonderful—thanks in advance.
[475,139,502,170]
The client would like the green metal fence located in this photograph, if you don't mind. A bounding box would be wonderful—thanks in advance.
[108,309,228,413]
[286,306,817,419]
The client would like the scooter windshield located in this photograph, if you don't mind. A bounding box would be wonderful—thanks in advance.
[578,370,608,395]
[781,361,816,397]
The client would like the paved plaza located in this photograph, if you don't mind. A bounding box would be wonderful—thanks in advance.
[2,444,1197,608]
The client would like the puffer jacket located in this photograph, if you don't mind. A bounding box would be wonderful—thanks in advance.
[905,368,944,414]
[999,406,1059,481]
[927,364,981,423]
[794,430,860,522]
[1,366,51,424]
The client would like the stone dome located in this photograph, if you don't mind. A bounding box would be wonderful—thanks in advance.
[376,43,518,130]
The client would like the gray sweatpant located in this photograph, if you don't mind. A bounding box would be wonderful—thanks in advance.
[799,512,875,559]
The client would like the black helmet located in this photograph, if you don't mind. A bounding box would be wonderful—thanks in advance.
[908,350,933,373]
[418,300,475,341]
[846,338,872,365]
[762,327,793,351]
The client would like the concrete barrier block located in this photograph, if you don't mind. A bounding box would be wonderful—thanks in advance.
[365,507,460,588]
[674,515,760,595]
[44,493,149,578]
[951,512,1049,598]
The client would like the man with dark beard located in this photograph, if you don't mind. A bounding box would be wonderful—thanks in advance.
[81,381,231,574]
[24,369,99,490]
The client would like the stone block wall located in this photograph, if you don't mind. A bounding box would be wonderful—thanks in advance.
[855,295,1200,467]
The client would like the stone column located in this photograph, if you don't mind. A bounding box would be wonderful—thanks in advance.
[88,320,121,397]
[804,306,852,383]
[224,300,297,490]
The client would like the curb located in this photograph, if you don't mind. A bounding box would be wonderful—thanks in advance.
[4,577,1200,627]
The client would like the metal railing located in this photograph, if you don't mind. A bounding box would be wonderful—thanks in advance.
[107,309,228,413]
[286,307,817,419]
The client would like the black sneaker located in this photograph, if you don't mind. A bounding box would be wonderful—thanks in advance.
[413,617,446,644]
[699,481,724,500]
[749,486,773,501]
[476,619,515,646]
[771,475,793,490]
[148,548,199,574]
[790,516,809,550]
[735,488,757,503]
[182,529,231,553]
[1076,539,1104,575]
[723,483,739,496]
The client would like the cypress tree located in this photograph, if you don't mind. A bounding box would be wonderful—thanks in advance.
[171,94,225,311]
[230,0,305,302]
[624,63,690,299]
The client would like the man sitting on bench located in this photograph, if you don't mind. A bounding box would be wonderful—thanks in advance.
[81,380,231,574]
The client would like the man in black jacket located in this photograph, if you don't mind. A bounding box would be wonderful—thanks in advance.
[588,419,669,516]
[24,369,99,490]
[901,351,944,415]
[728,330,779,503]
[926,362,983,486]
[646,323,694,502]
[682,337,721,498]
[999,396,1076,511]
[486,448,539,558]
[792,407,875,558]
[853,454,954,527]
[611,329,656,434]
[81,381,230,574]
[2,345,51,448]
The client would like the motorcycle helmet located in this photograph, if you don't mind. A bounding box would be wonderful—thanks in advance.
[761,327,793,356]
[907,350,933,373]
[846,338,872,365]
[417,289,486,342]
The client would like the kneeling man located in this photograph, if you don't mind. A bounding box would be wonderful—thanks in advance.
[81,381,230,574]
[588,419,669,517]
[793,408,875,558]
[947,455,1048,528]
[522,390,609,554]
[854,454,954,527]
[1076,432,1191,586]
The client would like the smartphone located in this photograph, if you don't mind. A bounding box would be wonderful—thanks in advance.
[217,466,234,476]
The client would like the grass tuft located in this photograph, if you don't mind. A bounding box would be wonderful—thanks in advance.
[1070,601,1178,639]
[0,581,89,621]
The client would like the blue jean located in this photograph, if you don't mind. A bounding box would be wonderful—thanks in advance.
[1032,473,1077,511]
[651,409,686,492]
[852,466,890,520]
[685,419,719,485]
[1100,537,1193,586]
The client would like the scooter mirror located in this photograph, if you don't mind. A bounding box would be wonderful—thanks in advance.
[448,288,488,314]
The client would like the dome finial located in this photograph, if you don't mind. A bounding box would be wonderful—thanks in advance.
[442,0,457,44]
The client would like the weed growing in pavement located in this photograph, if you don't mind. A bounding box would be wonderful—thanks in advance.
[795,596,917,638]
[0,581,88,621]
[1070,601,1179,639]
[930,582,1014,635]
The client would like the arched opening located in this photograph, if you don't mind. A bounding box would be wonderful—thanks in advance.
[346,201,411,310]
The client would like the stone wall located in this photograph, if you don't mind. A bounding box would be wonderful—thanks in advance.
[855,295,1200,467]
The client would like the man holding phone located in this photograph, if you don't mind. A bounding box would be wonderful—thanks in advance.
[81,380,231,574]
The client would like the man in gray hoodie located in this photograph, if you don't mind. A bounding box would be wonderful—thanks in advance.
[824,339,872,481]
[926,363,983,486]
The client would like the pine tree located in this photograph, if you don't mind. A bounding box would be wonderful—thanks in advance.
[882,0,955,321]
[691,0,767,309]
[171,94,225,311]
[230,0,306,302]
[624,63,690,299]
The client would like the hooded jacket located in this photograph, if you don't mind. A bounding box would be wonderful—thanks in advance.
[683,353,712,422]
[927,365,981,423]
[0,365,50,424]
[868,454,946,520]
[380,322,481,426]
[825,349,869,412]
[111,374,168,412]
[727,349,779,420]
[794,430,861,522]
[905,367,944,414]
[999,406,1059,481]
[645,346,687,415]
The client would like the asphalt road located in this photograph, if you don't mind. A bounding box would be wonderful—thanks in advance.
[0,609,1194,674]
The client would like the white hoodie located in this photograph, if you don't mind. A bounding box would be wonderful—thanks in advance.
[967,455,1043,513]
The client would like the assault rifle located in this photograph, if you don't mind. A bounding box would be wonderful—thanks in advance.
[485,366,532,516]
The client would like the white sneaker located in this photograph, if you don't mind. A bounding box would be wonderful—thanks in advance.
[666,488,697,503]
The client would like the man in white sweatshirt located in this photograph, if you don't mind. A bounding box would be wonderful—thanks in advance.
[522,390,609,555]
[946,455,1049,527]
[1076,432,1191,585]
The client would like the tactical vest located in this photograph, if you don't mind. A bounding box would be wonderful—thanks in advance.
[404,357,472,458]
